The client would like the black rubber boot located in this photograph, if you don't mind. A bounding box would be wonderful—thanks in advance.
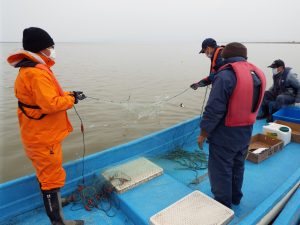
[42,188,84,225]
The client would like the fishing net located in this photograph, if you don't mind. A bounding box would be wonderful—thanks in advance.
[122,102,162,119]
[158,147,208,186]
[160,147,208,170]
[65,173,130,216]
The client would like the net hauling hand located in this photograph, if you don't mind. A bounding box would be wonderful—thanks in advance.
[190,79,209,90]
[72,91,86,104]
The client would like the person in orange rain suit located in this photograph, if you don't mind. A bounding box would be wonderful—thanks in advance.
[7,27,85,225]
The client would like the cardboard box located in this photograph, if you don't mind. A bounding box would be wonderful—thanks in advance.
[274,120,300,143]
[247,134,284,163]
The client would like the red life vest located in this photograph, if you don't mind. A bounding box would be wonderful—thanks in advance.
[219,61,266,127]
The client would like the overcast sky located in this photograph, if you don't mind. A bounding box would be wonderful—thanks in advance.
[0,0,299,43]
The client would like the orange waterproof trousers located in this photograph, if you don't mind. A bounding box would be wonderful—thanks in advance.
[24,143,66,190]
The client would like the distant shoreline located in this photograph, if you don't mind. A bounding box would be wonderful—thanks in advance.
[1,41,300,44]
[241,41,300,44]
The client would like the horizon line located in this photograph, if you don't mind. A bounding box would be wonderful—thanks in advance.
[1,41,300,44]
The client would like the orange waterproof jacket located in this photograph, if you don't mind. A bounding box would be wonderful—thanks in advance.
[7,50,75,146]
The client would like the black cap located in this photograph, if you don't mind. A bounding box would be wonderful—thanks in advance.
[221,42,247,59]
[22,27,54,53]
[268,59,285,68]
[199,38,217,53]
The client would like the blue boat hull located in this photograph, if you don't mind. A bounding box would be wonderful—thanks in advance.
[0,116,299,225]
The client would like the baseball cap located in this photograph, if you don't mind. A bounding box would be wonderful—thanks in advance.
[268,59,285,68]
[199,38,217,53]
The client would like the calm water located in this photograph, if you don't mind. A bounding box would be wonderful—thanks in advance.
[1,42,300,183]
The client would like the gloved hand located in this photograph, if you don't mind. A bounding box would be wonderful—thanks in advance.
[190,79,209,90]
[190,82,200,90]
[72,91,86,104]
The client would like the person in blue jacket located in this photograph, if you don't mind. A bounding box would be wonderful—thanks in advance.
[190,38,224,89]
[198,42,266,208]
[257,59,300,122]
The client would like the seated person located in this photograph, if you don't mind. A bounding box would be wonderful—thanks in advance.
[257,59,300,121]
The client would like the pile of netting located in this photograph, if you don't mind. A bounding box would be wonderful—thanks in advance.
[160,147,208,170]
[159,147,208,186]
[65,173,129,216]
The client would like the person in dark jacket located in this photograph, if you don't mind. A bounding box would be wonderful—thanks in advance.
[257,59,300,121]
[190,38,224,90]
[198,42,266,208]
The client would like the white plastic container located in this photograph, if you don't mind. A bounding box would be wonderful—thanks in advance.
[263,122,291,146]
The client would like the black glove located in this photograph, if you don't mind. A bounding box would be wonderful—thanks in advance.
[72,91,86,104]
[190,82,200,90]
[190,79,209,90]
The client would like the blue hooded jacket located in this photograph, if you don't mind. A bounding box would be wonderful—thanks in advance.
[200,57,261,148]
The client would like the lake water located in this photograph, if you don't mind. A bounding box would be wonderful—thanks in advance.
[1,42,299,183]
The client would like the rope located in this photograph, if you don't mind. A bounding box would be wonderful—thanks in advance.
[66,173,131,217]
[159,87,190,103]
[73,88,190,192]
[160,147,208,170]
[200,86,209,116]
[177,86,210,149]
[85,95,131,105]
[73,105,86,185]
[159,147,208,185]
[85,87,190,106]
[70,86,208,213]
[67,176,116,216]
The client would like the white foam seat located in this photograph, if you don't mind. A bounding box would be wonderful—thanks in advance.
[102,157,163,193]
[150,190,234,225]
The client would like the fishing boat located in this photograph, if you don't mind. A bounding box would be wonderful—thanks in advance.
[1,109,300,225]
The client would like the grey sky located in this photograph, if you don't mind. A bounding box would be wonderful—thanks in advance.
[0,0,299,43]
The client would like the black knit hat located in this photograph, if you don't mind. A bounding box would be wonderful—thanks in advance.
[221,42,247,59]
[22,27,54,53]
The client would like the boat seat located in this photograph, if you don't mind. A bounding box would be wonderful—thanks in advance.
[102,157,163,193]
[150,190,234,225]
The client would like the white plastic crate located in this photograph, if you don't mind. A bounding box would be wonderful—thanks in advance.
[150,191,234,225]
[102,157,163,193]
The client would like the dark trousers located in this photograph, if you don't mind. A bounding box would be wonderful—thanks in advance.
[258,91,295,118]
[208,143,248,208]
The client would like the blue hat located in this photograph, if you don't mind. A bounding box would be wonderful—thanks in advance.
[268,59,285,68]
[199,38,217,53]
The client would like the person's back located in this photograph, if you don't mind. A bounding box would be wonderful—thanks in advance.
[201,55,265,148]
[202,64,258,147]
[198,42,266,208]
